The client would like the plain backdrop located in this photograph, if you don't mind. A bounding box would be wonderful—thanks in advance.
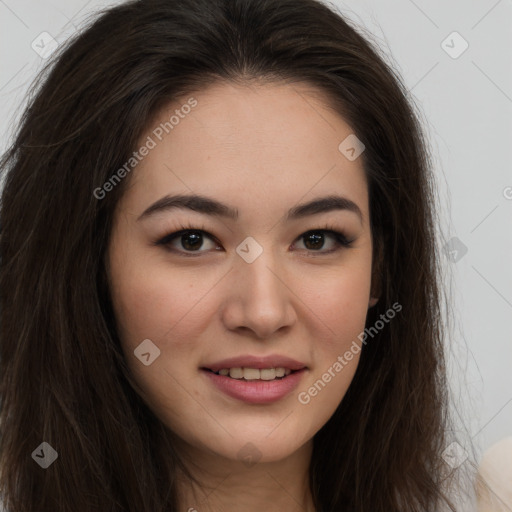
[0,0,511,467]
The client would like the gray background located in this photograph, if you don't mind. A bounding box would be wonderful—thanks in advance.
[0,0,511,466]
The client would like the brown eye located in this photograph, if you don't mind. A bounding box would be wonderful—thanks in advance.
[294,230,352,253]
[180,231,204,251]
[157,229,220,254]
[302,232,325,250]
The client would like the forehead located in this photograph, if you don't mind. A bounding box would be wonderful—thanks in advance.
[120,81,369,224]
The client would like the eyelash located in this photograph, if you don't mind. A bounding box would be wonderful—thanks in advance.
[154,222,354,257]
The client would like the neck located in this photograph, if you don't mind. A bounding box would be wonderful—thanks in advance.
[175,439,316,512]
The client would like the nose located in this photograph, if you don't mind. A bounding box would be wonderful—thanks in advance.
[220,250,297,339]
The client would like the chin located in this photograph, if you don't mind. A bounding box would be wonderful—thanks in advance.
[217,435,309,465]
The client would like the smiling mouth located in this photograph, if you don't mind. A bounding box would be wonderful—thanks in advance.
[203,367,300,381]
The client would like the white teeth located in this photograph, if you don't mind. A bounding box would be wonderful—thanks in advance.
[243,368,260,380]
[229,367,244,379]
[260,368,276,381]
[217,367,293,380]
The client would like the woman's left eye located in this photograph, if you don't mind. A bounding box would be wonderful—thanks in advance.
[155,228,353,256]
[294,230,353,253]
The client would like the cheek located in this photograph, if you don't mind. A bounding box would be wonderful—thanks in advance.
[108,246,223,363]
[306,264,372,347]
[107,256,214,410]
[297,260,371,409]
[296,277,368,419]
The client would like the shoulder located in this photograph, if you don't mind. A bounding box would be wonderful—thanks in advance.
[476,437,512,511]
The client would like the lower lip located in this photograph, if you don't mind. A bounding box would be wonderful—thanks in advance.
[202,369,306,404]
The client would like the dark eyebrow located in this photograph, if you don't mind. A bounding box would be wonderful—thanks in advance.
[137,194,239,221]
[286,195,362,224]
[137,193,363,224]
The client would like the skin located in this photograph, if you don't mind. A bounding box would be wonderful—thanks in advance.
[107,80,378,512]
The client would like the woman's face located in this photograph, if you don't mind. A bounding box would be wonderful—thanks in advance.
[108,81,375,465]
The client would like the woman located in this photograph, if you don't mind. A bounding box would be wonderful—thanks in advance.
[0,0,472,510]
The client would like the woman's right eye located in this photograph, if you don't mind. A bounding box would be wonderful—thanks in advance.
[156,229,222,256]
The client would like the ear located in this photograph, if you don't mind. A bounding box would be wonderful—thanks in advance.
[368,231,384,309]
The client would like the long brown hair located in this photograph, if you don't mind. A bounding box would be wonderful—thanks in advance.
[0,0,464,510]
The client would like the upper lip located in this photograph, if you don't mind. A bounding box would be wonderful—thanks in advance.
[202,355,307,373]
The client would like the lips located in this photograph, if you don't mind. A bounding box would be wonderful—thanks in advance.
[202,355,307,373]
[200,354,308,404]
[202,367,307,404]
